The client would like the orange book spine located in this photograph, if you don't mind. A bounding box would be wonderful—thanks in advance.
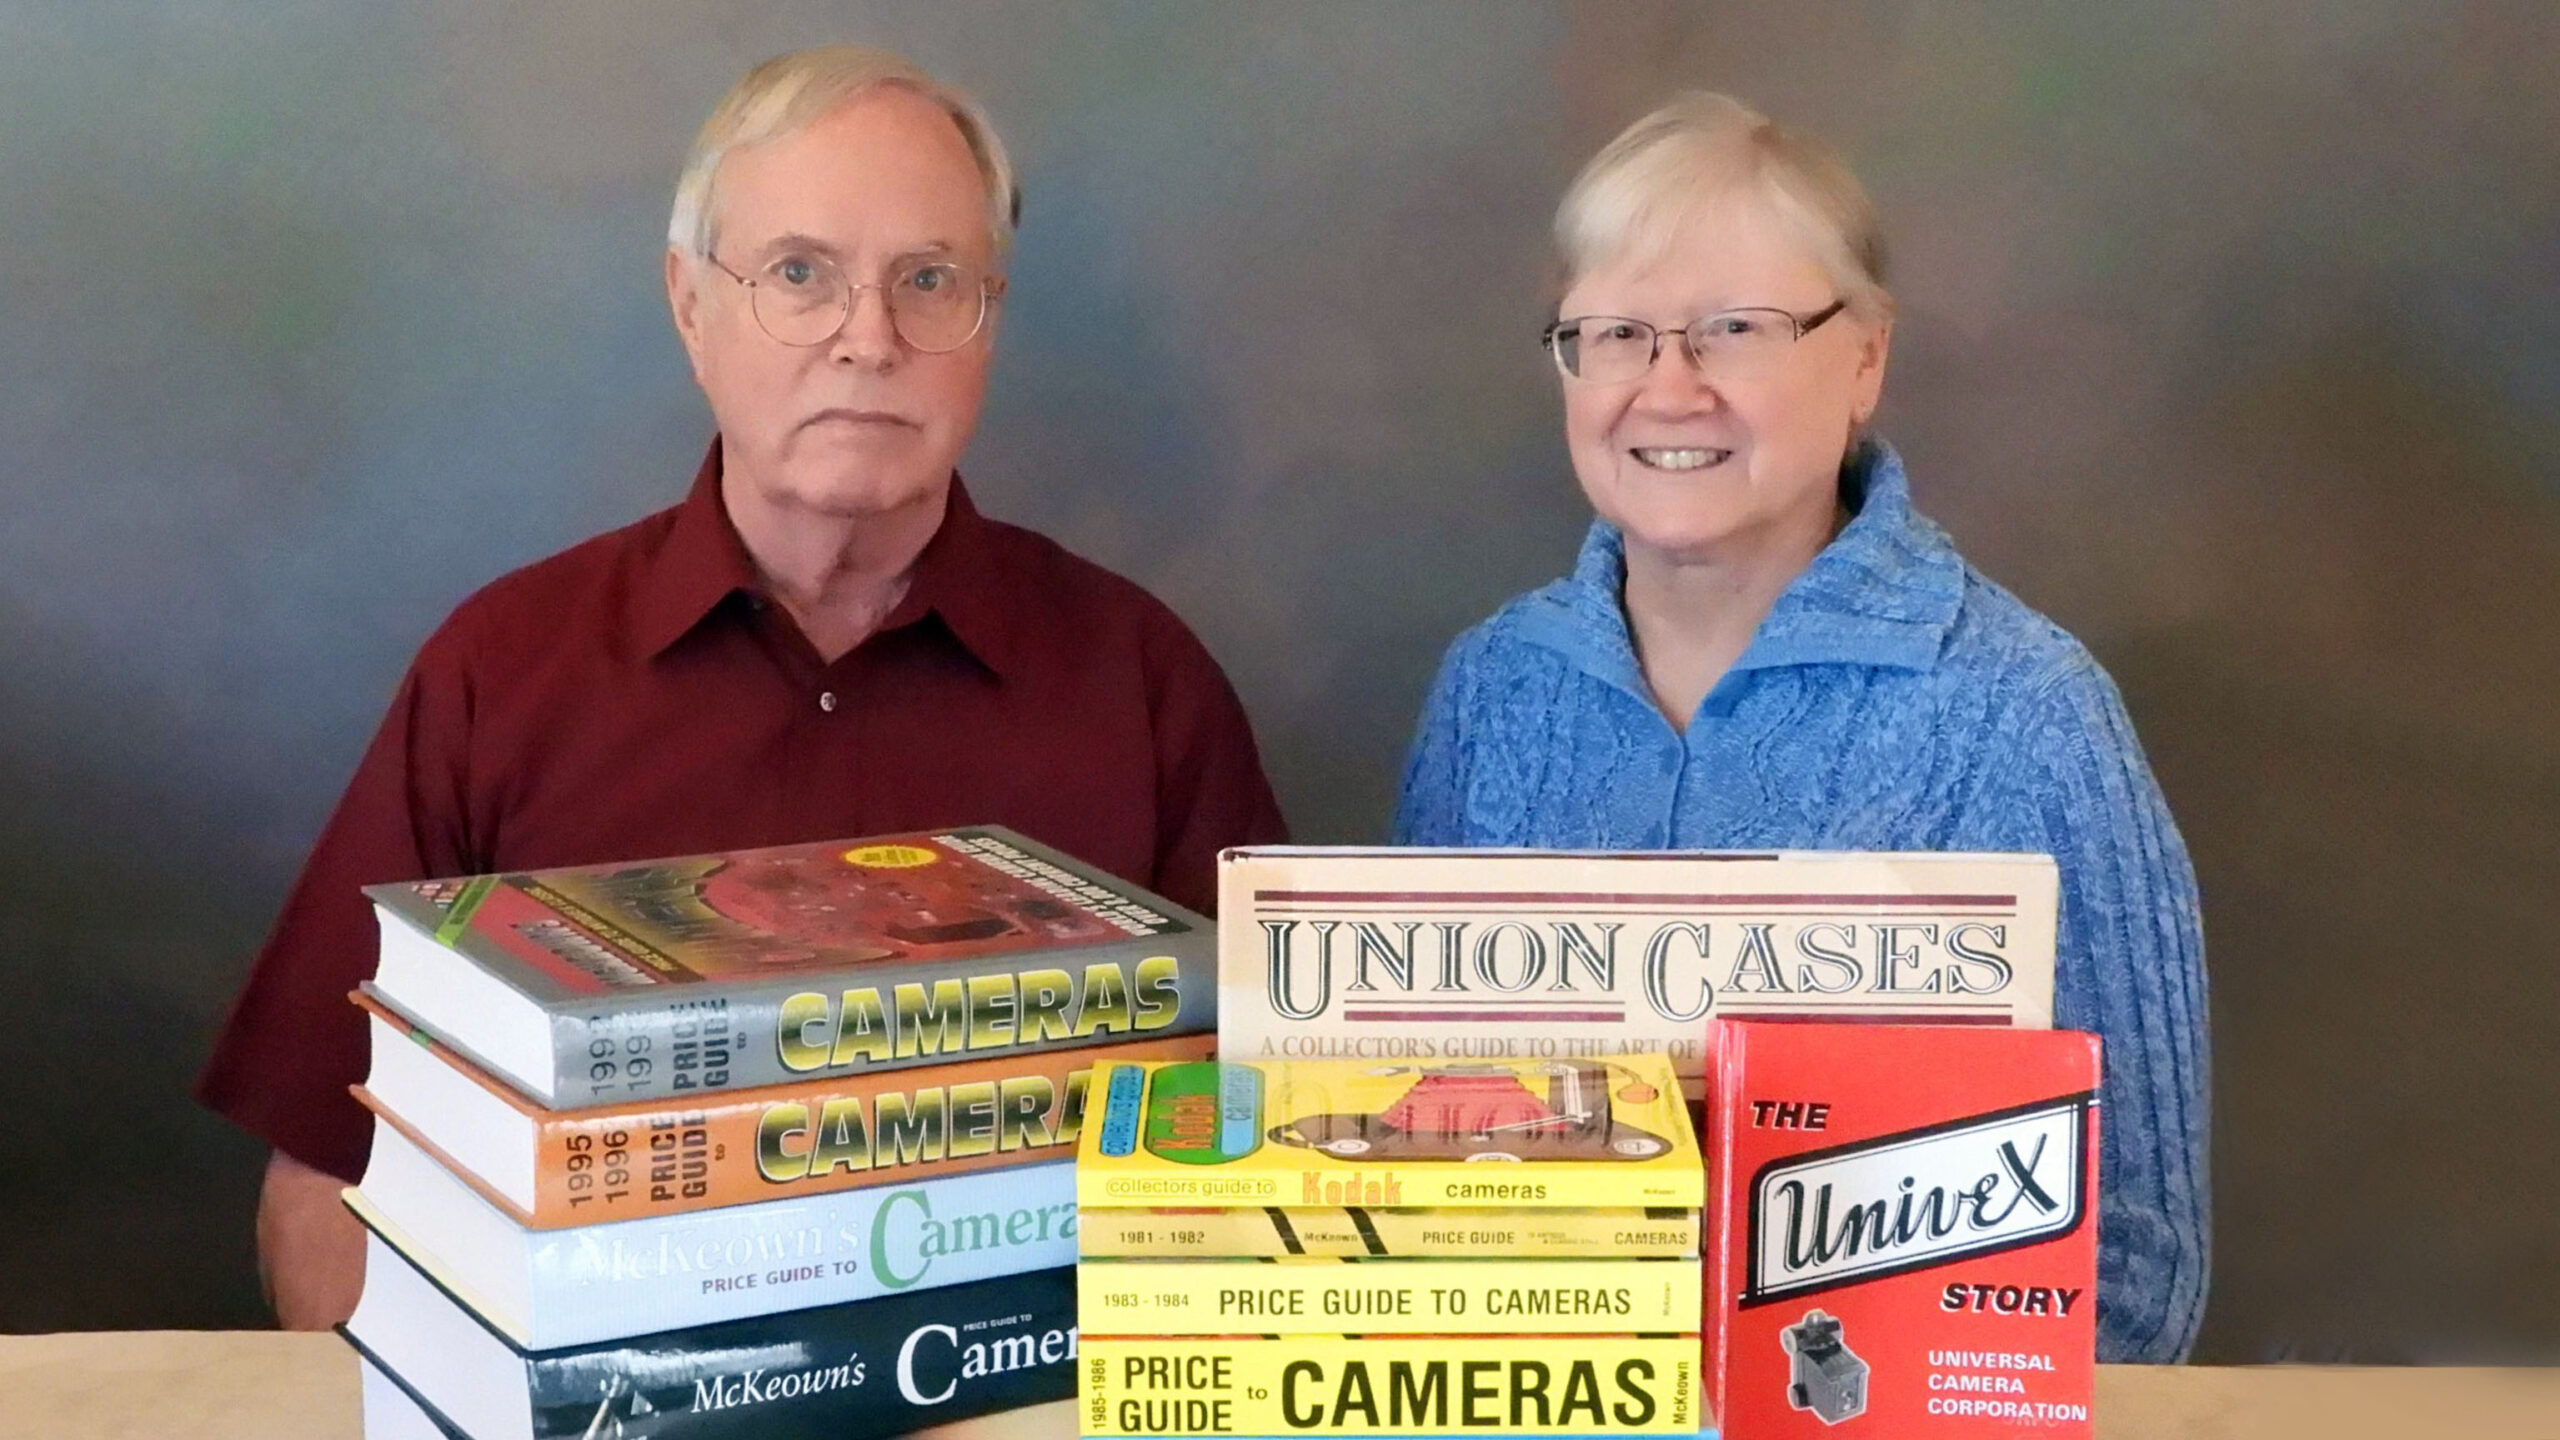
[524,1031,1214,1225]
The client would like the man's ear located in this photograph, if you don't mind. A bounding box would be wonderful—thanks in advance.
[665,247,711,385]
[978,273,1009,347]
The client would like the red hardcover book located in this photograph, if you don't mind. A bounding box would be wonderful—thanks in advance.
[1705,1021,2099,1436]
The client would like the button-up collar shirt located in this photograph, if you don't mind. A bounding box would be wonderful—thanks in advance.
[201,443,1286,1181]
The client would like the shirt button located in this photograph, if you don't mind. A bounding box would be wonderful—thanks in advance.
[817,691,838,713]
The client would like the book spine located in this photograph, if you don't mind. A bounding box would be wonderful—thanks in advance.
[1079,1335,1702,1436]
[1077,1207,1700,1259]
[520,1264,1079,1440]
[522,1161,1078,1343]
[526,1032,1212,1227]
[1075,1155,1690,1211]
[1704,1027,1743,1428]
[1079,1257,1702,1335]
[551,918,1218,1107]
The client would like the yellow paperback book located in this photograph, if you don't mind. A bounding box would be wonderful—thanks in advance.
[1081,1335,1701,1436]
[1075,1055,1702,1211]
[1078,1256,1702,1335]
[1077,1205,1699,1259]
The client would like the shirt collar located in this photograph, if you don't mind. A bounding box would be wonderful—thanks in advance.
[872,473,1019,680]
[629,439,1016,678]
[629,441,764,660]
[1518,438,1967,697]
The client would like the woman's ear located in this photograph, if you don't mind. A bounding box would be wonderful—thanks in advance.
[1852,316,1893,425]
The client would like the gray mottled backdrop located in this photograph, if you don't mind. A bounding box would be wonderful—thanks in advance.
[3,3,2555,1360]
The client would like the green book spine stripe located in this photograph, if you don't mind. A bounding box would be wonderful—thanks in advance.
[433,875,499,947]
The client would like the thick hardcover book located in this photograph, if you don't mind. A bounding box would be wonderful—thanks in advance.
[366,1354,1714,1440]
[361,1360,1713,1440]
[1079,1335,1702,1436]
[354,1116,1077,1348]
[345,1225,1076,1440]
[1079,1257,1701,1335]
[365,826,1211,1108]
[1076,1056,1702,1211]
[1079,1205,1699,1260]
[1704,1021,2098,1436]
[356,990,1212,1226]
[360,1354,1094,1440]
[1217,847,2057,1095]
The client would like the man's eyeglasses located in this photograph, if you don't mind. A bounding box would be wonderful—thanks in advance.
[705,250,1001,353]
[1543,300,1846,384]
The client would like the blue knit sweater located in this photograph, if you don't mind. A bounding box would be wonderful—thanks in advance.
[1394,440,2210,1362]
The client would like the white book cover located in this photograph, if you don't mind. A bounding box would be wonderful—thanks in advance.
[1217,848,2058,1090]
[354,1117,1077,1349]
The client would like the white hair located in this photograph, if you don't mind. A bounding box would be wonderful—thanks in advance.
[1555,92,1892,319]
[668,45,1019,261]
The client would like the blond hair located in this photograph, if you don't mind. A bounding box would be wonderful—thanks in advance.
[668,45,1019,260]
[1555,92,1891,319]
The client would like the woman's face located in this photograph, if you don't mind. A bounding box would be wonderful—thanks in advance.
[1558,200,1889,565]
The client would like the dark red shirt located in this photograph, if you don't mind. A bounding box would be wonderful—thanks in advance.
[198,443,1286,1180]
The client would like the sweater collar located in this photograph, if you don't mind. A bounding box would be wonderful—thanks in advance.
[1520,439,1967,700]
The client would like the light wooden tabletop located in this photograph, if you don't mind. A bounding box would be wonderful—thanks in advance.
[5,1332,2558,1439]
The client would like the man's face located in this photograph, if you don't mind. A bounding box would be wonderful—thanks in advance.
[668,86,999,520]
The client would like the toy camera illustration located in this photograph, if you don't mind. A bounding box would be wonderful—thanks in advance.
[1265,1060,1673,1162]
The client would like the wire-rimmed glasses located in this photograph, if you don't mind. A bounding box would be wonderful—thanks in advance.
[706,250,1001,353]
[1543,300,1846,384]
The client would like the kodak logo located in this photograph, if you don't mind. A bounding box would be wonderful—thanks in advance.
[1302,1171,1402,1206]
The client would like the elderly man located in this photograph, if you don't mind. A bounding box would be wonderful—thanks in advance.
[198,46,1286,1329]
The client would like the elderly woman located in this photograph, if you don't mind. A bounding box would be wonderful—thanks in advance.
[1394,94,2209,1363]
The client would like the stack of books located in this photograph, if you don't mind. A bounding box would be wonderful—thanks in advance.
[1072,1054,1710,1438]
[1204,845,2073,1437]
[337,827,1217,1440]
